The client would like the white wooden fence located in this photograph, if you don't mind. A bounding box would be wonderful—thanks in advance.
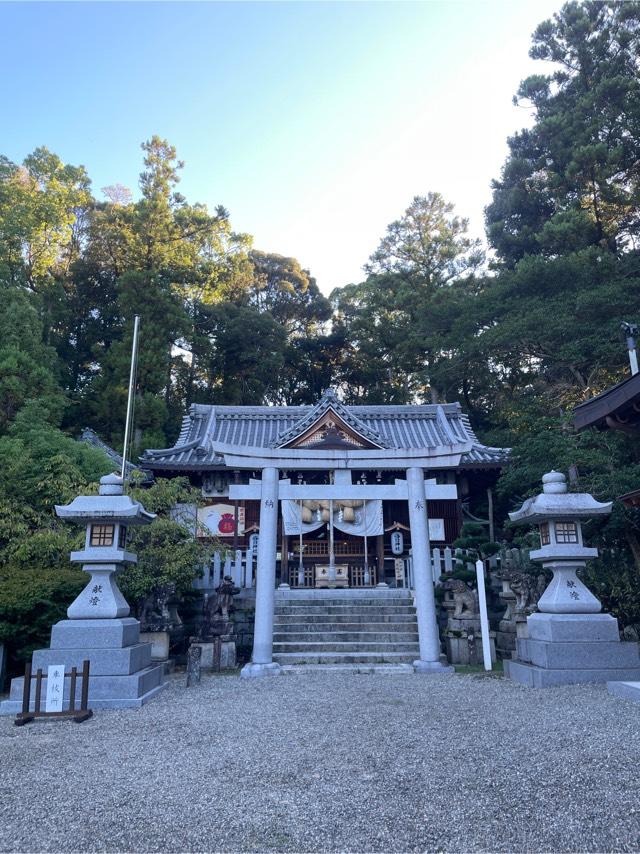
[194,545,471,592]
[403,546,480,588]
[193,549,256,592]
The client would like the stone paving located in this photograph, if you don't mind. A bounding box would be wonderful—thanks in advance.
[1,670,639,853]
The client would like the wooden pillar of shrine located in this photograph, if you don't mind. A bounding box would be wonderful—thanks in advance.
[376,534,385,585]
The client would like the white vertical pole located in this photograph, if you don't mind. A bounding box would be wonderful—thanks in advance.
[234,549,242,588]
[433,547,441,583]
[444,547,453,574]
[476,559,492,671]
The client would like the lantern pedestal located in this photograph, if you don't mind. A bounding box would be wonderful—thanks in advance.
[504,613,640,687]
[536,563,601,614]
[1,618,166,711]
[67,564,131,620]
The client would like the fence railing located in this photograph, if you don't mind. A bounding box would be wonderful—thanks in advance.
[193,549,254,592]
[402,546,485,588]
[194,545,477,592]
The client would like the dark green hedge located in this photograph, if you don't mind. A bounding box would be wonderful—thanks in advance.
[0,565,85,681]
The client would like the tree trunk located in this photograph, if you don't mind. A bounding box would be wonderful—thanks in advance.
[625,528,640,573]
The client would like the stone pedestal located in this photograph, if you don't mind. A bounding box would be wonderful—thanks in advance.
[496,581,517,657]
[194,618,238,671]
[496,627,516,656]
[139,630,170,661]
[504,613,640,687]
[444,617,496,666]
[0,618,165,712]
[220,640,236,669]
[0,642,6,693]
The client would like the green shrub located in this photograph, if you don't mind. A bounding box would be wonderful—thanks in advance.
[0,564,85,678]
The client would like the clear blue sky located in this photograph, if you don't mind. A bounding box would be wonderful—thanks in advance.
[1,0,563,292]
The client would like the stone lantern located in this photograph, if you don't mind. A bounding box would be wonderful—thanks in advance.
[509,470,610,615]
[55,472,154,620]
[504,470,640,687]
[0,473,167,713]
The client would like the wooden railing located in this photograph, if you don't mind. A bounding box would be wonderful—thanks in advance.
[193,545,483,592]
[288,562,378,588]
[291,541,364,557]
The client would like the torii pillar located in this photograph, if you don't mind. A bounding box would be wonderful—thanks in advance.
[407,467,453,673]
[240,467,282,678]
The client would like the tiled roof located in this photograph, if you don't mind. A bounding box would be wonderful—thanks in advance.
[141,390,507,470]
[80,428,150,479]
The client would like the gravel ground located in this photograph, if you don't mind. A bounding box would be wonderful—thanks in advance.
[1,670,639,853]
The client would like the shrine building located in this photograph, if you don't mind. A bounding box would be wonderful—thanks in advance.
[141,389,506,677]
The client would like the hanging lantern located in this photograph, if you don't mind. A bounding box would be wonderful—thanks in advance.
[391,531,404,556]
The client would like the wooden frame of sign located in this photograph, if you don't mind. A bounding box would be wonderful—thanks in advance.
[14,660,93,726]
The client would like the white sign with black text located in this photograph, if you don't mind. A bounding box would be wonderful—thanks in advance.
[45,664,65,712]
[428,519,445,541]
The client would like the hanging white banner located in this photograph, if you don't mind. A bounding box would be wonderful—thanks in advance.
[282,499,383,537]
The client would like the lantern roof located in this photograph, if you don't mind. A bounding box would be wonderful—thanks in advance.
[55,473,156,526]
[509,471,612,526]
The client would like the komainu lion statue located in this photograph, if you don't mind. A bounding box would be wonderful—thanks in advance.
[444,578,478,618]
[509,571,547,614]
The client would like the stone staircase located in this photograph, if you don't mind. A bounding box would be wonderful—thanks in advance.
[272,589,419,667]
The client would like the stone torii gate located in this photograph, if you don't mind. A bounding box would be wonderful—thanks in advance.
[230,469,455,678]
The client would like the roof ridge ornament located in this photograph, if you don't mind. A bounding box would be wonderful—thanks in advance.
[270,388,388,450]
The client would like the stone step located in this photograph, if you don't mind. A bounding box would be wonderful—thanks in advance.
[273,641,420,653]
[273,621,418,634]
[273,651,419,665]
[276,585,411,599]
[274,613,418,624]
[275,605,416,616]
[282,600,411,604]
[504,659,640,688]
[273,631,419,644]
[280,663,415,674]
[517,638,640,669]
[608,681,640,703]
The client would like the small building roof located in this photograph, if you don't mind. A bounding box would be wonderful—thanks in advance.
[141,389,507,472]
[573,371,640,432]
[80,428,152,480]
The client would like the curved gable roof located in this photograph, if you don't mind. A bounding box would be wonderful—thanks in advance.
[141,390,507,471]
[272,389,387,449]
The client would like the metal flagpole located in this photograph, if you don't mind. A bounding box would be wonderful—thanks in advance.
[121,315,141,488]
[363,501,370,585]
